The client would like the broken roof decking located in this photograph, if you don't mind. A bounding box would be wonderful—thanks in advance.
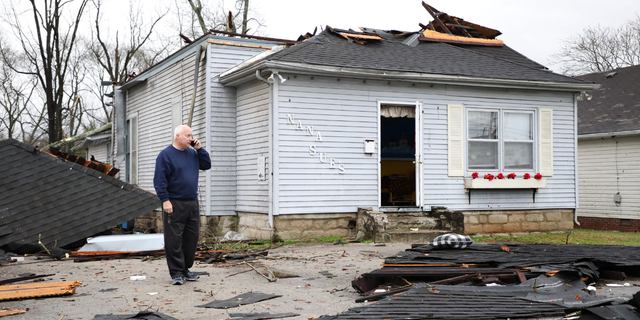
[265,29,584,84]
[388,243,640,270]
[343,243,640,320]
[0,139,160,254]
[577,64,640,136]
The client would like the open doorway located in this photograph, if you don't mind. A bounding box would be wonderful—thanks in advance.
[380,104,417,207]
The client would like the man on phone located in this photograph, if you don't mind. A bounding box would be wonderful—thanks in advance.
[153,125,211,285]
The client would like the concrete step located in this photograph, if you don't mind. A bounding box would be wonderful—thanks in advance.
[386,230,448,243]
[386,215,440,230]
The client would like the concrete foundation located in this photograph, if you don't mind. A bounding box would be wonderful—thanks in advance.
[463,209,575,236]
[134,208,576,241]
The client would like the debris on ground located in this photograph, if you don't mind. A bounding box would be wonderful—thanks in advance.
[93,311,178,320]
[228,312,299,319]
[0,281,82,301]
[196,292,282,309]
[345,242,640,319]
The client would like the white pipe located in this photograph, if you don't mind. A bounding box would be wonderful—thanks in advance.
[271,73,280,229]
[256,70,275,228]
[205,43,212,216]
[573,93,580,226]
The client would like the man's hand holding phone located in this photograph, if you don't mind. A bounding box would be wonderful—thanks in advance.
[190,138,200,149]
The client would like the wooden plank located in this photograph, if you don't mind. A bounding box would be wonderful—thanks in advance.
[0,309,26,317]
[422,1,451,34]
[0,281,81,301]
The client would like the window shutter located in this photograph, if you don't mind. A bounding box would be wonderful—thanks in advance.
[448,104,464,177]
[539,108,553,176]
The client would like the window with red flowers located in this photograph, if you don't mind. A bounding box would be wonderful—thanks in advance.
[467,109,535,172]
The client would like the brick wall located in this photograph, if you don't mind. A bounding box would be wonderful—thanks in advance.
[575,217,640,232]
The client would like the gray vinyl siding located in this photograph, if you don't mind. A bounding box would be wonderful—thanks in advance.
[577,135,640,219]
[236,80,270,213]
[127,57,193,196]
[126,38,269,215]
[87,142,109,163]
[275,74,577,215]
[208,44,266,215]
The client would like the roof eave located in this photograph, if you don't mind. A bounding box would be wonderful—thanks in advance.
[578,129,640,140]
[220,61,599,91]
[121,35,285,90]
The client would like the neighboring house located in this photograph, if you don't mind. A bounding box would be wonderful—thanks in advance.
[0,139,159,254]
[72,123,112,164]
[114,6,595,239]
[576,64,640,232]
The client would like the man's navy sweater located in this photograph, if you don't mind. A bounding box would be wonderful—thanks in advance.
[153,145,211,202]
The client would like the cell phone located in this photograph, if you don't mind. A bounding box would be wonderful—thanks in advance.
[190,139,196,147]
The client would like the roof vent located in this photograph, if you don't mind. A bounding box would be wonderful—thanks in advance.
[605,72,617,78]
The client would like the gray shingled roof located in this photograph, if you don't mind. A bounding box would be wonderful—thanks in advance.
[577,64,640,135]
[0,139,160,254]
[267,29,586,84]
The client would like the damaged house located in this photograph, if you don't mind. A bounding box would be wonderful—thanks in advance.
[112,2,596,240]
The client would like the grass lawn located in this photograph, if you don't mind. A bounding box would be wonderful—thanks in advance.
[472,229,640,246]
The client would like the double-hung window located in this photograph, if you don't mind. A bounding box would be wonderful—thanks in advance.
[467,109,535,172]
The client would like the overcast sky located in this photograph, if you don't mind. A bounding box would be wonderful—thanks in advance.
[247,0,639,73]
[9,0,640,74]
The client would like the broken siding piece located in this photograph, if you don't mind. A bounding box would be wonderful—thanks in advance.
[0,281,82,301]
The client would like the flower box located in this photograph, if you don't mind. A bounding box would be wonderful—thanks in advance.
[464,178,546,190]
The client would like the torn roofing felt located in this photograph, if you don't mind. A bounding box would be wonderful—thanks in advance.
[0,139,160,254]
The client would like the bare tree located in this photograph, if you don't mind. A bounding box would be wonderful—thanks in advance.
[175,0,264,41]
[0,46,39,141]
[0,35,46,144]
[1,0,90,144]
[86,0,168,123]
[553,15,640,75]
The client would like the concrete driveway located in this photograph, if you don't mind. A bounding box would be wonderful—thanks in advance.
[1,242,639,320]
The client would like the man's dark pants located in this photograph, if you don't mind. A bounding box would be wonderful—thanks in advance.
[163,199,200,279]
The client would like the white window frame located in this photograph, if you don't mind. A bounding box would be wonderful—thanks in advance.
[126,113,139,185]
[465,107,537,174]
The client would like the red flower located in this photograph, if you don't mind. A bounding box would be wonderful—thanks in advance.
[507,173,517,179]
[484,173,494,181]
[471,172,479,179]
[523,173,531,180]
[534,173,543,180]
[496,173,505,179]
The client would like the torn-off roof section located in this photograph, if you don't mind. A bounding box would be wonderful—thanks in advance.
[577,64,640,135]
[419,1,504,46]
[0,139,160,254]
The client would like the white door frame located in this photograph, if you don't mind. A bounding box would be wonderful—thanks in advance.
[377,101,423,208]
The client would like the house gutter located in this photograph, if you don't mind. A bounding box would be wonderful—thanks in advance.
[220,61,598,92]
[204,44,212,216]
[256,70,276,228]
[573,93,580,226]
[578,130,640,139]
[114,86,126,177]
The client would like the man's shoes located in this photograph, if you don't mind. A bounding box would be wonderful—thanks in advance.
[171,277,184,285]
[185,272,200,281]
